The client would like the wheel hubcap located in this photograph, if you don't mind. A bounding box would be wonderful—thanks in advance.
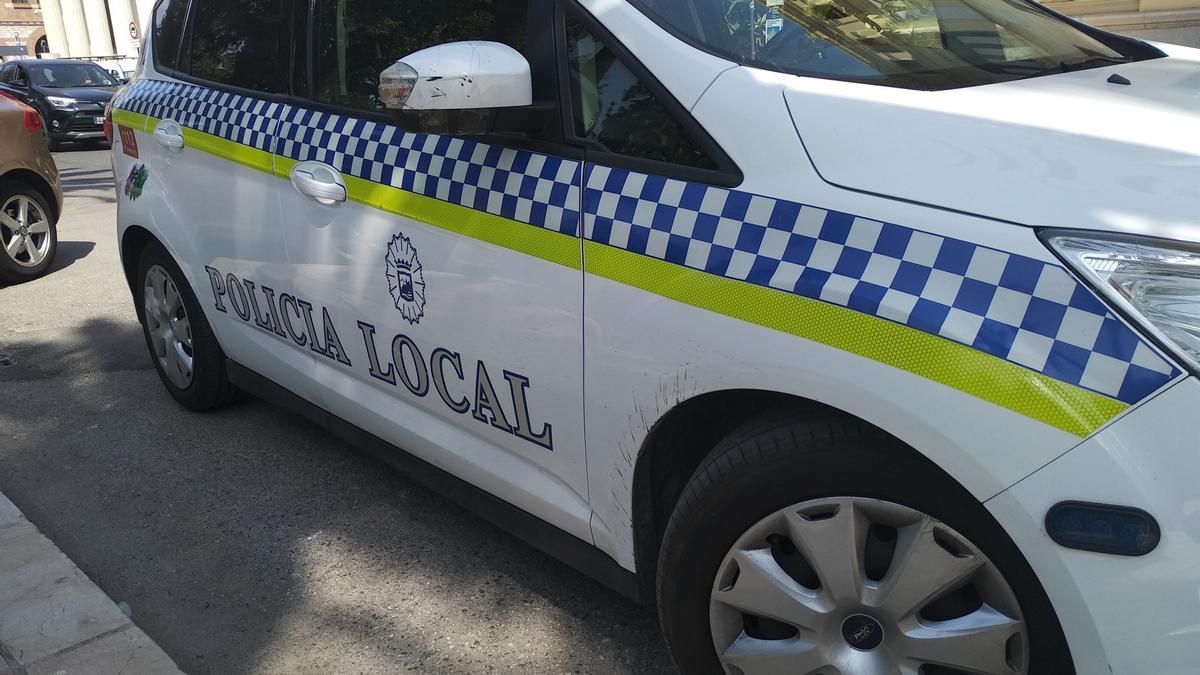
[143,265,194,388]
[0,195,51,268]
[841,614,884,652]
[709,497,1028,675]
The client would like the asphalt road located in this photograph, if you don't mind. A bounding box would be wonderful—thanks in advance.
[0,148,674,673]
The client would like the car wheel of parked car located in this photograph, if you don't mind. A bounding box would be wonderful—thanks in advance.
[136,240,239,411]
[0,180,56,283]
[657,409,1074,675]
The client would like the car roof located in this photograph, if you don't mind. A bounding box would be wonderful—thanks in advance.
[9,59,100,66]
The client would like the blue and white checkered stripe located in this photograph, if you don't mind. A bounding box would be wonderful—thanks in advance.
[272,104,583,236]
[582,164,1179,405]
[118,80,1180,406]
[119,80,583,236]
[122,79,278,153]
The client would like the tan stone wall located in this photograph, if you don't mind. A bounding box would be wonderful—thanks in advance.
[1044,0,1200,21]
[1047,0,1200,46]
[1,0,44,58]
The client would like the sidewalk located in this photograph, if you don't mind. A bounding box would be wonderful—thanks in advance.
[0,493,180,675]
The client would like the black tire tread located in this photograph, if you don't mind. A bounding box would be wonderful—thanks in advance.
[0,179,57,283]
[655,406,1073,675]
[136,239,239,411]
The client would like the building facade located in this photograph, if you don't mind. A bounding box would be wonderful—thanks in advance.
[0,0,47,59]
[29,0,153,59]
[1049,0,1200,46]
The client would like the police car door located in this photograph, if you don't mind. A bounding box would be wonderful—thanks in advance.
[276,0,591,541]
[117,0,324,405]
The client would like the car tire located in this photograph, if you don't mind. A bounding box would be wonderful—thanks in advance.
[135,239,239,411]
[0,180,57,284]
[656,407,1074,675]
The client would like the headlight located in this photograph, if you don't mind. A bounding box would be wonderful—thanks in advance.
[1044,231,1200,373]
[45,96,76,109]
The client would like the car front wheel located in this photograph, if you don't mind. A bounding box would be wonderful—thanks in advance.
[657,409,1074,675]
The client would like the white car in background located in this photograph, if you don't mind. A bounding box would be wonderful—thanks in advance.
[109,0,1200,672]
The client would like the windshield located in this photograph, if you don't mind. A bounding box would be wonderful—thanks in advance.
[631,0,1155,90]
[26,63,120,88]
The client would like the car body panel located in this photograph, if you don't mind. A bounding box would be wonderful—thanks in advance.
[111,76,325,407]
[988,377,1200,675]
[271,111,594,542]
[786,43,1200,238]
[0,96,63,214]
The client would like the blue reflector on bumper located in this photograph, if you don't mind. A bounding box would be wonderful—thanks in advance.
[1046,501,1160,556]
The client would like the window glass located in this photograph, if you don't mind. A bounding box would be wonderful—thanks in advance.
[188,0,288,92]
[312,0,527,113]
[152,0,188,72]
[27,63,120,87]
[631,0,1148,90]
[566,15,715,170]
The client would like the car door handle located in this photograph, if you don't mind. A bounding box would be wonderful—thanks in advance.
[290,162,347,204]
[153,120,184,150]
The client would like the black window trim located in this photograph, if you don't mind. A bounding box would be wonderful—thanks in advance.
[293,0,581,160]
[154,0,301,104]
[148,0,742,188]
[149,0,189,77]
[560,0,742,188]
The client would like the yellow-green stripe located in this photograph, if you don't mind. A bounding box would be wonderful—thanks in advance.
[274,156,580,270]
[181,126,275,174]
[120,109,1126,436]
[111,108,152,132]
[585,241,1125,437]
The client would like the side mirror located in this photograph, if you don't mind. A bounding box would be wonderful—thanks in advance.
[378,41,538,136]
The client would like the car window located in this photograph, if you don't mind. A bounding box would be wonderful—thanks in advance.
[26,63,120,88]
[0,64,12,82]
[188,0,289,93]
[630,0,1152,90]
[311,0,528,113]
[565,15,716,170]
[152,0,189,72]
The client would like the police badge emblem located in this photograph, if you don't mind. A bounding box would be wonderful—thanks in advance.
[385,232,426,324]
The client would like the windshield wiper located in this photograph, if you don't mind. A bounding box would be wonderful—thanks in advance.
[1056,55,1134,73]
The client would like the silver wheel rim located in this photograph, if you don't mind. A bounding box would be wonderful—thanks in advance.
[144,264,194,389]
[710,497,1028,675]
[0,194,51,268]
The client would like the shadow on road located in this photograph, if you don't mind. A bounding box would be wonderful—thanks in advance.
[59,166,115,194]
[0,240,96,290]
[0,316,146,381]
[44,240,96,275]
[0,317,674,673]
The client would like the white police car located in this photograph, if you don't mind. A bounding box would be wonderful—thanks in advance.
[109,0,1200,672]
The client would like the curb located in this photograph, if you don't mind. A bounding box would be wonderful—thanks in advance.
[0,493,181,674]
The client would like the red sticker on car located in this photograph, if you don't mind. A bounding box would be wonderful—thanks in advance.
[119,125,138,159]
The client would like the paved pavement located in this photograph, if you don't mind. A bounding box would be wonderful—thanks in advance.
[0,492,180,674]
[0,148,673,673]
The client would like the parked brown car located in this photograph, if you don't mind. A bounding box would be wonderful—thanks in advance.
[0,92,63,283]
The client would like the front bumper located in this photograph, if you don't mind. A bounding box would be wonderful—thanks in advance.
[46,104,107,142]
[988,377,1200,675]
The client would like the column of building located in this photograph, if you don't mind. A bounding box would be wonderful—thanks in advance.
[38,0,147,58]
